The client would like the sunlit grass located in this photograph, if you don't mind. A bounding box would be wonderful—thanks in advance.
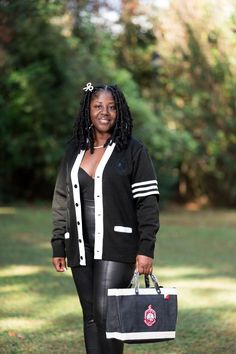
[0,207,16,215]
[0,318,46,331]
[0,265,48,277]
[154,265,236,309]
[0,206,236,353]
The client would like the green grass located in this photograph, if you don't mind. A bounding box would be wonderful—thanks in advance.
[0,206,236,354]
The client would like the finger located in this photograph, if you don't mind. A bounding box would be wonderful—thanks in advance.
[64,258,67,270]
[52,258,65,272]
[56,263,65,272]
[138,265,145,275]
[143,268,150,276]
[61,258,67,271]
[144,265,152,275]
[55,260,63,272]
[58,259,67,272]
[135,260,139,272]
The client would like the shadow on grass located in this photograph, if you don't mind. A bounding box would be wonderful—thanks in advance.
[1,209,236,277]
[0,209,53,268]
[1,207,236,353]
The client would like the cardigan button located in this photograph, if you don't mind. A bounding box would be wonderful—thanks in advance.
[74,184,78,188]
[77,221,80,225]
[80,256,83,260]
[75,203,79,207]
[79,239,82,243]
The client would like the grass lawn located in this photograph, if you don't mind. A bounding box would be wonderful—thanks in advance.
[0,206,236,354]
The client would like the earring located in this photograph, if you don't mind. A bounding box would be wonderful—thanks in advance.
[88,123,94,130]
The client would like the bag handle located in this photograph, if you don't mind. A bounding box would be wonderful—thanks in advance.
[133,271,161,295]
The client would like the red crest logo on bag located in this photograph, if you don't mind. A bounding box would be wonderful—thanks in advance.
[144,305,156,326]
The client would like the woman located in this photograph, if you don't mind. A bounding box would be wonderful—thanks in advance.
[51,83,160,354]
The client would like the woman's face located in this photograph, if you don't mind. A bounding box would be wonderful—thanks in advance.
[90,90,117,135]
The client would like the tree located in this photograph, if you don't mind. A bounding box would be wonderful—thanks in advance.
[0,0,159,201]
[0,0,115,200]
[153,0,236,206]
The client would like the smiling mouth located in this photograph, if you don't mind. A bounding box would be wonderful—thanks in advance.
[99,118,111,123]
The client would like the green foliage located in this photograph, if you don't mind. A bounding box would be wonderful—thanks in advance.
[156,19,236,205]
[0,1,78,200]
[1,0,236,206]
[0,0,160,202]
[114,1,236,206]
[0,1,116,200]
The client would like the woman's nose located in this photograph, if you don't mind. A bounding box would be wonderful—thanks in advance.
[101,106,109,114]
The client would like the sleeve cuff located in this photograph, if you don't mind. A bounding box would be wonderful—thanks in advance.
[52,240,66,258]
[138,239,155,259]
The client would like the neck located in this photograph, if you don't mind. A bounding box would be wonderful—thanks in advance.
[94,132,111,147]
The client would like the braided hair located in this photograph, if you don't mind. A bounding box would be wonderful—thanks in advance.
[73,84,133,153]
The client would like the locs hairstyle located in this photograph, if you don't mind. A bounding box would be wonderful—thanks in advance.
[73,85,133,153]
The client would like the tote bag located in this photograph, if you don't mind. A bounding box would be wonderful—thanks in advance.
[106,272,177,343]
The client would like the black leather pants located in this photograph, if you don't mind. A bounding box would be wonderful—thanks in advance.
[71,200,135,354]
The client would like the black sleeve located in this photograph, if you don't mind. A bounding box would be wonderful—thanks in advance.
[51,154,67,258]
[131,145,160,258]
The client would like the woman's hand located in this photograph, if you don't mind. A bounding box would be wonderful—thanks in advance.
[52,257,67,272]
[135,255,153,275]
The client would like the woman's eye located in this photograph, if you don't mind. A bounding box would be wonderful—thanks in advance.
[93,104,116,111]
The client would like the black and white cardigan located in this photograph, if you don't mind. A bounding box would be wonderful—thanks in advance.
[51,137,160,267]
